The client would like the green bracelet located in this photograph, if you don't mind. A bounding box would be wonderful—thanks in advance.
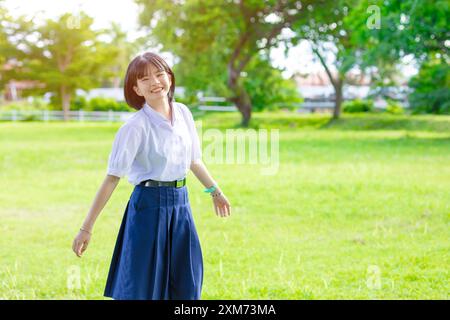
[204,185,217,193]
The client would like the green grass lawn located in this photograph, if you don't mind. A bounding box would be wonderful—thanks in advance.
[0,112,449,299]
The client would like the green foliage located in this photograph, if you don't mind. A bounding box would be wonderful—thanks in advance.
[135,0,237,99]
[350,0,449,64]
[0,102,30,111]
[343,99,374,113]
[86,97,129,112]
[0,99,49,111]
[21,114,39,121]
[0,5,32,88]
[242,55,302,112]
[12,12,122,112]
[408,60,450,115]
[70,95,88,111]
[30,97,49,110]
[385,101,404,115]
[135,0,327,124]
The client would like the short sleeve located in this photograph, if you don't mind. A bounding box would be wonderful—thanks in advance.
[106,124,141,178]
[180,103,202,164]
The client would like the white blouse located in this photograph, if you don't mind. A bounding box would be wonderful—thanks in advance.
[106,101,202,185]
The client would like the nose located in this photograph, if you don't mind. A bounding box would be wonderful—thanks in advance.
[150,76,161,86]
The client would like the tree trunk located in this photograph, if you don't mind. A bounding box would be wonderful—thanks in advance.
[227,63,252,127]
[228,83,252,127]
[61,86,71,122]
[311,44,345,120]
[333,79,343,119]
[232,90,252,127]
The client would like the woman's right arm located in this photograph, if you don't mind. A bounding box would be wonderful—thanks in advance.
[72,174,120,257]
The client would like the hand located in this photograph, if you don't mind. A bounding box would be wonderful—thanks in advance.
[212,191,231,218]
[72,229,91,257]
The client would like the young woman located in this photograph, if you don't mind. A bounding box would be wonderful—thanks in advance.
[72,52,231,300]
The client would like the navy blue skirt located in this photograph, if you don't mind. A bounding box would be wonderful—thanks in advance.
[103,184,203,300]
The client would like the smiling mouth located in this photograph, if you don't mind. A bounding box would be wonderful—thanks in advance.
[151,87,163,93]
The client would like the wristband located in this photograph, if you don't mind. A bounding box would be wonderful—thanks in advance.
[204,185,217,193]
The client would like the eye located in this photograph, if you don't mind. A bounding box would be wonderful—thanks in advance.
[157,73,164,77]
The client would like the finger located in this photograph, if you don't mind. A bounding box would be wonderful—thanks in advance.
[225,205,230,216]
[222,203,227,216]
[219,206,225,217]
[72,239,79,251]
[224,204,229,216]
[73,241,80,255]
[214,204,219,217]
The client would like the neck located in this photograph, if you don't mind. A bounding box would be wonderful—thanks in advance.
[146,98,171,113]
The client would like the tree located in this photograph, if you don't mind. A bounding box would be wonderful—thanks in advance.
[243,54,302,111]
[0,6,13,89]
[408,58,449,114]
[0,4,32,91]
[22,12,118,120]
[290,0,363,119]
[349,0,449,113]
[103,22,146,88]
[135,0,328,126]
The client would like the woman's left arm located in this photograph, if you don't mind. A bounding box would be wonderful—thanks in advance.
[190,160,231,218]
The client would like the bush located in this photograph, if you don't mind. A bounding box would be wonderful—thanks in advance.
[343,99,374,113]
[22,114,40,121]
[0,98,50,111]
[0,101,46,111]
[30,97,49,110]
[385,101,404,114]
[71,95,88,111]
[70,96,132,112]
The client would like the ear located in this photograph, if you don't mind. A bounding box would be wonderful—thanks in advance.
[133,85,143,97]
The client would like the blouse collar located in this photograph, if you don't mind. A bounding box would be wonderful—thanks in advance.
[142,101,178,127]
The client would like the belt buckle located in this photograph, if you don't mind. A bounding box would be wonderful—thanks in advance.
[175,179,183,188]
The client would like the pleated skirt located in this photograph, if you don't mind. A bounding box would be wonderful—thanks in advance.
[103,184,203,300]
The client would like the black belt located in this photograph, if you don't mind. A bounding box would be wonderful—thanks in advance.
[139,178,186,188]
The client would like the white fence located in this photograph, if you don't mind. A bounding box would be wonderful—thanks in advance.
[197,96,237,112]
[0,100,407,122]
[0,110,134,122]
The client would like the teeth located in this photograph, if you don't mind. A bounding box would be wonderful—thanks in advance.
[152,87,163,93]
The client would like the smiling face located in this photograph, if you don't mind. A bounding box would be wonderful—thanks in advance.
[133,63,172,104]
[124,52,176,110]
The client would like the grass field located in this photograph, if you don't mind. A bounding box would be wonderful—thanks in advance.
[0,112,449,299]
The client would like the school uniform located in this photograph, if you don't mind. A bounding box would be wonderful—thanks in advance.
[103,101,203,300]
